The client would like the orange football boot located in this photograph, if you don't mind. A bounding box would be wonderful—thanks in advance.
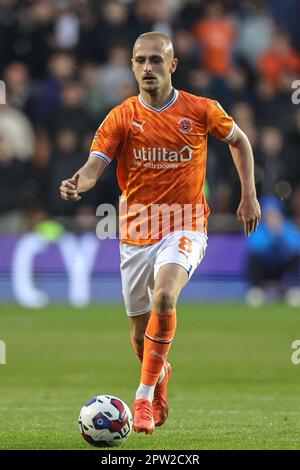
[132,398,155,434]
[152,362,172,426]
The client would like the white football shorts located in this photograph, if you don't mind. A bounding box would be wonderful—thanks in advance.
[120,230,208,317]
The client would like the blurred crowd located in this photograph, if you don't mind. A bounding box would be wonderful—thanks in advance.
[0,0,300,232]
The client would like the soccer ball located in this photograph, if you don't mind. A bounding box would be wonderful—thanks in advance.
[78,395,133,447]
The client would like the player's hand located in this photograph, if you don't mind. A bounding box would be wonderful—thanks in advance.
[237,195,261,237]
[60,174,81,201]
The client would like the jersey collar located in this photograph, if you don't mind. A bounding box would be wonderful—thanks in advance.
[138,89,179,113]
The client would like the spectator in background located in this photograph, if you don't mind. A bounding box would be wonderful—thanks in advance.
[268,0,300,50]
[220,65,253,110]
[246,196,300,306]
[254,76,286,128]
[0,135,29,214]
[46,80,93,137]
[258,30,300,92]
[236,0,273,67]
[80,63,108,119]
[127,0,168,43]
[33,51,77,124]
[172,30,199,89]
[291,187,300,228]
[12,0,55,79]
[43,127,84,216]
[173,0,204,32]
[0,102,35,160]
[256,126,285,197]
[96,0,132,63]
[0,0,19,75]
[54,3,80,51]
[96,45,136,108]
[76,0,102,63]
[186,68,214,97]
[286,109,300,190]
[144,0,175,39]
[3,62,34,118]
[193,1,236,77]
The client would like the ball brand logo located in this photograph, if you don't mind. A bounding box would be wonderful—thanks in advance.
[178,118,193,134]
[133,145,193,163]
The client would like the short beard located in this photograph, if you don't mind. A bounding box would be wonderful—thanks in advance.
[141,83,160,93]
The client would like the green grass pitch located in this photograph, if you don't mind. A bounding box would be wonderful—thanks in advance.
[0,303,300,450]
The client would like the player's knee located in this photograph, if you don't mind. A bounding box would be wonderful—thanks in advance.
[153,289,177,314]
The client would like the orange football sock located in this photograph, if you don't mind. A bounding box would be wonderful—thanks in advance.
[130,334,144,363]
[141,310,176,387]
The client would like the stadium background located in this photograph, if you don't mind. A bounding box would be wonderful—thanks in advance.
[1,0,300,450]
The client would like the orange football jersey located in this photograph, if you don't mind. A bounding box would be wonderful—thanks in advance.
[90,89,236,245]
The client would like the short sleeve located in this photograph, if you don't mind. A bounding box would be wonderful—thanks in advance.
[89,106,123,165]
[206,99,237,142]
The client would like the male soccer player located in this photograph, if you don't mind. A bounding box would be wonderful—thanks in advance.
[60,32,261,435]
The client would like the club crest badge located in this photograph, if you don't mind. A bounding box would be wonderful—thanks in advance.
[178,118,193,134]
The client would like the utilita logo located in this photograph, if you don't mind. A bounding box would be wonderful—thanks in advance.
[133,145,193,163]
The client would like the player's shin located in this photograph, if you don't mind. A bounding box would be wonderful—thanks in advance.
[130,333,144,363]
[136,310,176,400]
[130,333,166,387]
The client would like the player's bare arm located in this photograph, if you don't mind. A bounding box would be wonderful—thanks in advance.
[60,157,107,202]
[228,126,261,237]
